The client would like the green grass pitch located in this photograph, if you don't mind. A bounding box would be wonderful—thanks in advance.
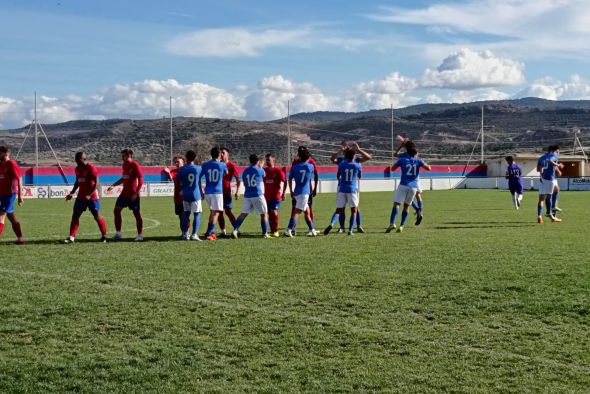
[1,190,589,392]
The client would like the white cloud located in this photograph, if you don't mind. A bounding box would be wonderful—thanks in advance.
[445,88,511,103]
[515,75,590,100]
[420,48,525,89]
[366,0,590,62]
[349,72,419,110]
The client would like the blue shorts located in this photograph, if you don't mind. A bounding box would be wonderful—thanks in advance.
[266,199,281,211]
[115,196,141,211]
[175,203,183,216]
[0,194,17,214]
[223,193,233,209]
[74,198,101,214]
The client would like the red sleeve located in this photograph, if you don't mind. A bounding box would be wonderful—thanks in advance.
[310,159,318,172]
[231,162,239,178]
[90,164,99,180]
[135,162,144,185]
[10,161,21,178]
[280,168,286,182]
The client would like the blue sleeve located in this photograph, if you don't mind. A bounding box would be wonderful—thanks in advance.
[289,166,294,178]
[393,159,401,167]
[419,159,426,168]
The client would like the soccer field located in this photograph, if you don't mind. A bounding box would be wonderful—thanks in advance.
[1,190,589,392]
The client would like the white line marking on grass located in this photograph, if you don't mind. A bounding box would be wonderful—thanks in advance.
[1,267,590,375]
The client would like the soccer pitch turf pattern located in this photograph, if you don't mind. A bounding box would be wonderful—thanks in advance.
[1,190,589,392]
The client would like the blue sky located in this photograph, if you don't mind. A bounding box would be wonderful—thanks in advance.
[2,0,590,128]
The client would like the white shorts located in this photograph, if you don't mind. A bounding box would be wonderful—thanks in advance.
[294,194,310,211]
[393,184,418,205]
[336,192,359,208]
[539,179,558,196]
[183,200,202,213]
[205,194,224,211]
[242,196,268,215]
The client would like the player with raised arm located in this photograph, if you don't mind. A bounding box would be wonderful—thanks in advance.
[329,141,371,233]
[324,148,362,236]
[505,156,523,209]
[177,150,203,240]
[62,152,107,243]
[263,153,286,237]
[395,136,425,225]
[0,146,25,244]
[218,147,241,237]
[386,147,431,233]
[200,147,228,240]
[231,154,270,239]
[284,147,318,237]
[107,149,144,241]
[163,155,185,237]
[537,145,563,223]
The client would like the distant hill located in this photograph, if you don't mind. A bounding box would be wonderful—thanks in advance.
[1,98,589,165]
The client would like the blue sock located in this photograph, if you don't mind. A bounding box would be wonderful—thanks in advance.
[182,212,190,233]
[288,218,296,230]
[206,222,215,236]
[234,217,244,231]
[338,212,345,229]
[401,210,408,226]
[390,206,399,225]
[192,213,200,235]
[545,195,551,213]
[261,220,269,234]
[417,200,423,209]
[551,191,559,210]
[305,217,314,230]
[349,215,356,233]
[356,210,362,227]
[330,213,340,226]
[411,200,419,211]
[537,203,543,216]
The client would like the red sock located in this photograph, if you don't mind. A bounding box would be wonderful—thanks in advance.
[114,210,122,232]
[269,211,279,232]
[0,223,4,236]
[308,205,315,222]
[97,217,107,235]
[12,222,23,238]
[218,213,226,230]
[133,210,143,234]
[69,217,80,237]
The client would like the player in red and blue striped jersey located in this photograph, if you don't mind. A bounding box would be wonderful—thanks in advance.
[0,146,25,244]
[62,152,107,243]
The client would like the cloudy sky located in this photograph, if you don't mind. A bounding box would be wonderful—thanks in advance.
[2,0,590,128]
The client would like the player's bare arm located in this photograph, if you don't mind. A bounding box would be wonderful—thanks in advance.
[17,176,23,205]
[66,181,80,201]
[352,142,372,163]
[312,169,319,197]
[107,177,123,191]
[234,173,241,200]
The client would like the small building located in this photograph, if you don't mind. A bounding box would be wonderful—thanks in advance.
[487,154,587,177]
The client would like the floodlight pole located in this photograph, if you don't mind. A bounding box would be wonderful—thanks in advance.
[34,92,39,169]
[287,100,291,164]
[391,104,394,163]
[480,106,484,164]
[169,96,173,165]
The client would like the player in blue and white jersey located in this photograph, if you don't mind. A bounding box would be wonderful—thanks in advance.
[177,150,203,241]
[284,147,317,237]
[329,141,371,233]
[505,156,524,209]
[395,136,425,225]
[386,147,431,233]
[199,147,228,240]
[231,154,270,239]
[536,145,563,223]
[324,148,362,236]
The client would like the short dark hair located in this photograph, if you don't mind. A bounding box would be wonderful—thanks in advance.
[404,140,417,150]
[505,156,514,162]
[408,147,418,157]
[265,153,275,159]
[185,150,196,162]
[220,147,230,153]
[121,148,134,157]
[552,145,560,152]
[173,154,185,162]
[249,154,259,165]
[75,151,85,162]
[0,146,9,154]
[210,146,220,159]
[297,146,310,161]
[344,149,355,161]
